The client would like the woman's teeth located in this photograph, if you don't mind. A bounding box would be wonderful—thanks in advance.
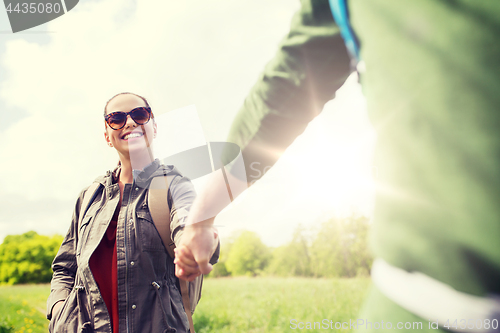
[124,132,142,140]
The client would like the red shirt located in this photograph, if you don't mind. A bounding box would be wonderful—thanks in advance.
[89,211,119,333]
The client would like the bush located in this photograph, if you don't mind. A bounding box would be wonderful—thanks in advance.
[209,261,230,278]
[0,320,14,333]
[0,231,63,284]
[225,231,270,276]
[207,240,232,278]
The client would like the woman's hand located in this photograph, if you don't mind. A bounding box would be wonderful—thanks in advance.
[174,224,218,281]
[174,245,201,281]
[51,300,64,319]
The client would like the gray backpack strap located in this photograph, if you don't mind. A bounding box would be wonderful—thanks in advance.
[147,174,196,333]
[79,182,102,227]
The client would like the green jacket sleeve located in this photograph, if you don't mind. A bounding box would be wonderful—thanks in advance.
[226,0,351,182]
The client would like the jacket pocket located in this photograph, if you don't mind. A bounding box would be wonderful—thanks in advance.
[48,295,71,333]
[50,286,93,333]
[165,281,190,333]
[136,209,168,252]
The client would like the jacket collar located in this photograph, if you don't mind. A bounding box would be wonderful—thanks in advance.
[133,159,161,187]
[103,159,175,188]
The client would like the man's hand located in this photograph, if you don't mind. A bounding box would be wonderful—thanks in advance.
[175,223,218,281]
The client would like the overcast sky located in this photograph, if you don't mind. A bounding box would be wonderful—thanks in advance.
[0,0,375,247]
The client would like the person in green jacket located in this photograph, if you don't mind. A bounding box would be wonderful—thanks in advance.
[174,0,500,331]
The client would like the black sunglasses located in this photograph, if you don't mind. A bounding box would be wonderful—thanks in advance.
[105,107,152,130]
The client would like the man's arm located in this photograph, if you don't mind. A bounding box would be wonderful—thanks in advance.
[226,0,351,183]
[176,0,351,280]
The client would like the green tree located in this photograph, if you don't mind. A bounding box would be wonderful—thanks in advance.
[310,216,372,278]
[346,216,372,277]
[267,226,311,277]
[0,231,63,284]
[225,231,270,276]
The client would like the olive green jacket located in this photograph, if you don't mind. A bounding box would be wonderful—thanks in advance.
[228,0,500,300]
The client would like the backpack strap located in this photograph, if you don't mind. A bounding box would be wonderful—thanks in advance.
[148,175,196,333]
[79,182,103,227]
[148,175,177,258]
[180,278,195,333]
[329,0,360,62]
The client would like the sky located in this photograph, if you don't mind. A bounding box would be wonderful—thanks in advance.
[0,0,376,247]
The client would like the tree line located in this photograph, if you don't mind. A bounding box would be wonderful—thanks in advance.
[210,215,373,278]
[0,231,62,285]
[0,215,372,284]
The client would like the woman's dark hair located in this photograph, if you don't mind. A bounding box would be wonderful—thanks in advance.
[103,92,153,118]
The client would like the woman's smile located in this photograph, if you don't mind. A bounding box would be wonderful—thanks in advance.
[121,130,144,141]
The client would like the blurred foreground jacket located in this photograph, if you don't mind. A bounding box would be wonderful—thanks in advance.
[226,0,500,330]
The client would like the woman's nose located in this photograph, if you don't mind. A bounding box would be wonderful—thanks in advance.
[124,114,136,128]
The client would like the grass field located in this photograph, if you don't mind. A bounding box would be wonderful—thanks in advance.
[0,284,49,333]
[0,277,370,333]
[194,277,370,333]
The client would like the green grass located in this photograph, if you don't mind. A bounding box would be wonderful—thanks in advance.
[194,277,370,333]
[0,277,370,333]
[0,284,50,333]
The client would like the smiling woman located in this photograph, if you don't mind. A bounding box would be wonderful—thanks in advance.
[46,93,216,333]
[103,93,157,169]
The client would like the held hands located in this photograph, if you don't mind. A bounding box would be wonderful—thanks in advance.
[174,168,247,281]
[174,223,219,281]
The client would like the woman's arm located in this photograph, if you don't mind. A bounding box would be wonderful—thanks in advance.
[46,189,86,320]
[168,176,197,247]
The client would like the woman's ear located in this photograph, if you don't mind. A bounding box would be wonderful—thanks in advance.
[104,131,113,147]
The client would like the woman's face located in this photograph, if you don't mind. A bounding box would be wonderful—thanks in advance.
[104,94,157,159]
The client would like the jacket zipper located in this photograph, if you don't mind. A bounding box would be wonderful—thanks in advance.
[124,180,135,333]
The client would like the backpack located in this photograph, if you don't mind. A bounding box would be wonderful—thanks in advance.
[80,172,218,333]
